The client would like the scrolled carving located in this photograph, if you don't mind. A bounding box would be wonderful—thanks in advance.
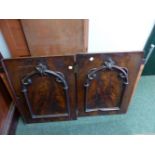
[84,58,129,88]
[104,57,115,69]
[55,72,65,83]
[23,78,32,86]
[21,63,68,90]
[35,63,48,76]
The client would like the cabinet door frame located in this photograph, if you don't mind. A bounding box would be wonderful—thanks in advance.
[2,55,77,123]
[76,52,144,116]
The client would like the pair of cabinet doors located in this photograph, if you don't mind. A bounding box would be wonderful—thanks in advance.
[2,52,143,123]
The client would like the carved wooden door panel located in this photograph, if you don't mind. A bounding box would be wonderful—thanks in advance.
[2,56,76,123]
[76,52,143,116]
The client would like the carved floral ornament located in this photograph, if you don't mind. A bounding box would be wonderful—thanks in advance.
[84,58,129,87]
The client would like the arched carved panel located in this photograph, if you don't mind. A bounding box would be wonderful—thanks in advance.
[84,58,128,112]
[21,63,70,119]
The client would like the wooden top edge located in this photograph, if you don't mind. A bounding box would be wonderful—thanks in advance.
[2,54,76,61]
[77,50,144,55]
[2,51,144,61]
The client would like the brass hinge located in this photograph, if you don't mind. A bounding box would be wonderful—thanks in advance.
[73,63,78,73]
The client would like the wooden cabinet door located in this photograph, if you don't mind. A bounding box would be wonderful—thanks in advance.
[2,56,76,123]
[76,52,143,116]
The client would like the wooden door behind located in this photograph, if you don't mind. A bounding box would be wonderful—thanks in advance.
[0,19,88,57]
[21,19,88,56]
[76,52,143,116]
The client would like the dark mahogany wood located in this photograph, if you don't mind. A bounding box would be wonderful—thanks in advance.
[76,51,144,116]
[2,55,77,123]
[21,19,88,56]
